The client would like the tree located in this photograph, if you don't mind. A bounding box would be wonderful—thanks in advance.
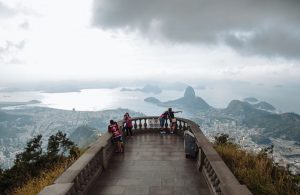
[47,131,77,161]
[0,132,80,193]
[15,134,43,166]
[0,135,43,192]
[214,133,229,145]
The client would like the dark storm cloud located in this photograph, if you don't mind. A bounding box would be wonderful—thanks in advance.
[224,27,300,58]
[92,0,300,59]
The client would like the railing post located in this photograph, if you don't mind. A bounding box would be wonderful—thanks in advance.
[144,119,147,129]
[179,121,182,129]
[133,120,137,129]
[138,119,142,129]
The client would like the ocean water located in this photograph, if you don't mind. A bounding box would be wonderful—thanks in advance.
[0,88,184,115]
[0,87,299,114]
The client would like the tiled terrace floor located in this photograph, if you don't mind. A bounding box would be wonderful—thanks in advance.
[87,133,210,195]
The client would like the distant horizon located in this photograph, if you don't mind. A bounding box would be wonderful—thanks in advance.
[1,83,300,115]
[1,0,299,114]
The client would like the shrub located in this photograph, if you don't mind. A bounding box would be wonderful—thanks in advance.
[0,131,80,194]
[12,160,71,195]
[214,134,299,195]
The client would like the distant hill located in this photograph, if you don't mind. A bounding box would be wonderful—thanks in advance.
[224,100,300,141]
[69,125,99,148]
[244,97,259,103]
[243,98,276,112]
[144,97,161,104]
[252,101,276,112]
[164,86,211,111]
[0,107,143,169]
[144,88,299,142]
[0,100,41,108]
[144,86,211,112]
[121,84,162,94]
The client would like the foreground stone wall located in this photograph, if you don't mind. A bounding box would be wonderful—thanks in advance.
[39,116,252,195]
[39,132,114,195]
[120,116,251,195]
[180,118,251,195]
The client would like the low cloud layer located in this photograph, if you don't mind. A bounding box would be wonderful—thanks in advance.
[0,41,25,64]
[93,0,300,59]
[0,1,15,18]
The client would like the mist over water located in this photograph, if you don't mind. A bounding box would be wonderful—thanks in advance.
[0,89,183,115]
[0,85,299,114]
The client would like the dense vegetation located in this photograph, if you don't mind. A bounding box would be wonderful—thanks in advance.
[0,131,80,194]
[214,134,300,195]
[69,125,99,148]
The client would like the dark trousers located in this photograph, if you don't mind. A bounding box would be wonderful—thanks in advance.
[125,126,133,136]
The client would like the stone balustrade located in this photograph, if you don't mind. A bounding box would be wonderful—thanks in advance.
[39,116,252,195]
[39,132,114,195]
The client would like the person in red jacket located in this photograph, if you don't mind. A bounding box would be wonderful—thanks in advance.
[108,120,124,153]
[123,112,133,136]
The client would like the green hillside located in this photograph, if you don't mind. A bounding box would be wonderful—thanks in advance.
[225,100,300,141]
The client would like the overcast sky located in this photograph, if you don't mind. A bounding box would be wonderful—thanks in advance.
[0,0,300,86]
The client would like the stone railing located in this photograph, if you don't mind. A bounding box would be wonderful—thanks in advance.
[121,117,251,195]
[39,116,251,195]
[39,132,114,195]
[179,118,252,195]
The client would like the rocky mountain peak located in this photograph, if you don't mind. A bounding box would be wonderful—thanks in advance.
[184,86,196,99]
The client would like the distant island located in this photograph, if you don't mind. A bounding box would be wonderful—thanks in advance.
[121,84,162,94]
[41,88,81,93]
[244,97,259,103]
[144,86,211,112]
[244,97,276,112]
[0,100,41,108]
[0,88,24,92]
[145,86,299,142]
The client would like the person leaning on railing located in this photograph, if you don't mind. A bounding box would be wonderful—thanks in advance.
[167,108,182,134]
[123,112,133,137]
[159,110,169,134]
[108,120,124,153]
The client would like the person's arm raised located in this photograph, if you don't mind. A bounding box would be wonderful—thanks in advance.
[174,111,183,113]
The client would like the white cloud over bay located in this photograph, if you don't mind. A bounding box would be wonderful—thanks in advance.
[0,0,299,87]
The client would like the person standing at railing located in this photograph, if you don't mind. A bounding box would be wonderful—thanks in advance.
[123,112,133,137]
[108,120,124,153]
[159,110,169,134]
[168,108,182,134]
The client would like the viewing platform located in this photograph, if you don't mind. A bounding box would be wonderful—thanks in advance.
[39,117,252,195]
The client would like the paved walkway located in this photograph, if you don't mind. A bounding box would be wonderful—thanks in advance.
[87,133,210,195]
